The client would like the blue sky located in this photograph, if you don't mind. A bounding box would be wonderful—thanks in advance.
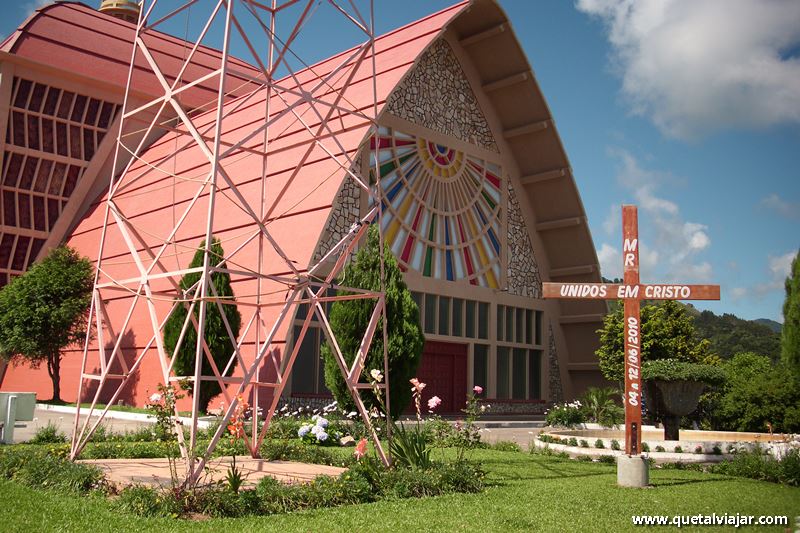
[5,0,799,321]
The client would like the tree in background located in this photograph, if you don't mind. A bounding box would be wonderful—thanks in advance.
[782,250,800,375]
[163,238,241,413]
[0,246,93,402]
[596,300,715,383]
[712,352,800,433]
[322,225,424,419]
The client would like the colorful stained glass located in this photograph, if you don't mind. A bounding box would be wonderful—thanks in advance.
[370,127,502,288]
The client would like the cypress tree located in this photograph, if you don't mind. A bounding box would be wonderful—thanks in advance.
[163,238,241,412]
[322,225,424,418]
[782,250,800,374]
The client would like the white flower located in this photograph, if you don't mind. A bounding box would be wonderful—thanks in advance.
[298,425,311,437]
[316,417,329,428]
[312,414,320,422]
[316,430,329,442]
[149,393,162,403]
[347,411,358,419]
[370,369,383,383]
[311,425,323,435]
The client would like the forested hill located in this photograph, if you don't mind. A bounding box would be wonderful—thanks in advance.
[690,309,781,362]
[598,277,782,360]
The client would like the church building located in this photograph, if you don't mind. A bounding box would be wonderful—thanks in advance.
[0,0,608,414]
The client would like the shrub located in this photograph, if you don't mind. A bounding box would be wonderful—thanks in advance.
[580,387,624,427]
[641,442,650,452]
[195,485,248,518]
[694,445,704,454]
[0,449,104,495]
[594,439,605,449]
[29,422,68,444]
[576,455,592,462]
[568,437,578,447]
[597,455,616,464]
[491,441,521,453]
[714,353,800,433]
[712,445,722,455]
[259,440,340,466]
[297,416,341,446]
[712,447,799,486]
[660,462,703,472]
[674,446,683,453]
[642,359,725,385]
[422,416,457,447]
[545,402,586,428]
[263,417,302,440]
[655,445,666,452]
[113,485,182,517]
[389,422,431,469]
[579,439,589,448]
[610,439,621,451]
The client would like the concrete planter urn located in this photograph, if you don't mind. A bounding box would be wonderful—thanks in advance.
[645,379,705,441]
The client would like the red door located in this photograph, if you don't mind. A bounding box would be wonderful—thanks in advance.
[414,340,468,414]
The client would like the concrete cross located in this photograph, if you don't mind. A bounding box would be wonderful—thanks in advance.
[542,205,720,455]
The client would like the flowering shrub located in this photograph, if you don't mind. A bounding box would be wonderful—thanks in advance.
[298,415,341,446]
[144,383,185,487]
[390,377,432,469]
[225,396,248,493]
[450,385,487,461]
[544,401,586,428]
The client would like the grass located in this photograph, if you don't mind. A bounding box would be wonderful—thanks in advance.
[1,449,797,532]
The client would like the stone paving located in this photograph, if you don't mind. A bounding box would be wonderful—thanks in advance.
[80,456,346,489]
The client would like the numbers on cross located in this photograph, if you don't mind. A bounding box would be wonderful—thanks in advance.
[542,205,720,456]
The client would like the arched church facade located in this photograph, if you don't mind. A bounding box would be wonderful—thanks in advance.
[0,0,609,414]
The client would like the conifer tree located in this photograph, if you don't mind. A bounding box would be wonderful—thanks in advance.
[163,238,241,412]
[782,250,800,374]
[322,225,424,418]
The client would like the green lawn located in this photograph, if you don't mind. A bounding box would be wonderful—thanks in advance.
[1,450,797,532]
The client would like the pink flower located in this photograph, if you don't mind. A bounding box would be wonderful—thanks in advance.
[409,378,426,393]
[354,438,368,460]
[473,385,483,395]
[427,396,442,410]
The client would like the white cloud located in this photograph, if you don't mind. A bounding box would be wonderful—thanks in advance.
[22,0,50,17]
[768,251,795,280]
[602,149,713,282]
[576,0,800,139]
[602,204,619,235]
[597,242,621,280]
[759,193,800,220]
[730,286,748,301]
[736,250,796,300]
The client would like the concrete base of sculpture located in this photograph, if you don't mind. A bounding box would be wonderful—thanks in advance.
[617,455,649,488]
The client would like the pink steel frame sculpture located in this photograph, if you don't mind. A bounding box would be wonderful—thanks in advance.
[69,0,393,485]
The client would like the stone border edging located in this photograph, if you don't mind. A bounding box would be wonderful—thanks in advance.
[530,437,729,464]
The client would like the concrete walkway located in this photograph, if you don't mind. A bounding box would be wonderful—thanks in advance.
[10,407,155,444]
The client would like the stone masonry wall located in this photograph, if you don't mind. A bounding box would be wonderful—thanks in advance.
[312,176,361,264]
[507,181,541,298]
[548,323,564,404]
[385,39,498,152]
